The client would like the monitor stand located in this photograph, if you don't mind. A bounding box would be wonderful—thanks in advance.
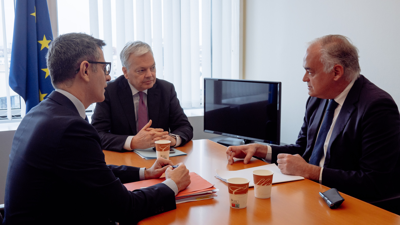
[211,137,252,147]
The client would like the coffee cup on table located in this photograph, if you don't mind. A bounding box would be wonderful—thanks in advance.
[253,169,274,199]
[155,140,171,160]
[227,177,249,209]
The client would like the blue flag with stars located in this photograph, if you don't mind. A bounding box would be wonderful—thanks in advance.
[9,0,54,113]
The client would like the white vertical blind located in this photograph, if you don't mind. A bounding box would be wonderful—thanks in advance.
[221,0,231,79]
[89,0,99,38]
[102,0,113,63]
[124,0,134,42]
[153,0,163,79]
[190,0,200,107]
[1,0,11,120]
[180,0,190,108]
[84,0,240,110]
[135,0,145,41]
[231,0,240,79]
[116,0,125,75]
[144,0,152,44]
[163,0,173,82]
[211,0,222,79]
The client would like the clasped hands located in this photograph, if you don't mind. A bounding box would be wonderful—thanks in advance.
[226,144,321,180]
[130,120,176,149]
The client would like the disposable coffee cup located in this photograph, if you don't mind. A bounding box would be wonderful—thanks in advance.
[155,140,171,160]
[227,177,249,209]
[253,169,274,199]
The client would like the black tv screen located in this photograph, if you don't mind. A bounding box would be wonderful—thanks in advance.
[204,78,281,145]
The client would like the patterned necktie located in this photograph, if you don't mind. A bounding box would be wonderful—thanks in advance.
[137,92,148,132]
[309,99,339,166]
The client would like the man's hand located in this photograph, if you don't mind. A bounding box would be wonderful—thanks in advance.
[276,154,321,181]
[160,134,177,147]
[226,143,268,165]
[144,158,173,179]
[131,120,169,149]
[165,163,191,192]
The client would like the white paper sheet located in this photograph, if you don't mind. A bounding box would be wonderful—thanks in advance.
[216,164,304,187]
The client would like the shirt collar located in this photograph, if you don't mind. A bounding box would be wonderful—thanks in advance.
[334,76,358,106]
[55,89,87,119]
[127,79,148,96]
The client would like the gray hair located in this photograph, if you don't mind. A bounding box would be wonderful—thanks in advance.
[46,33,106,87]
[310,35,361,81]
[120,41,153,70]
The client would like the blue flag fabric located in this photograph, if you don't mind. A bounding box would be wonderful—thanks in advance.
[9,0,54,113]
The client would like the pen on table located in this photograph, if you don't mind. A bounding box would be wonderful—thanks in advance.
[171,164,178,169]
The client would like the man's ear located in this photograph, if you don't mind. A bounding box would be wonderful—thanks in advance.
[122,67,129,79]
[78,61,90,82]
[332,64,344,81]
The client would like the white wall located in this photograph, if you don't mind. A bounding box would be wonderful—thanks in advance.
[244,0,400,144]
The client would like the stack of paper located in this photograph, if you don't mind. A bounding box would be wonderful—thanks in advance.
[124,172,218,204]
[216,164,304,187]
[134,147,187,160]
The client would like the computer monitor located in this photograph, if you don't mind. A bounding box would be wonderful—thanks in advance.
[204,78,281,146]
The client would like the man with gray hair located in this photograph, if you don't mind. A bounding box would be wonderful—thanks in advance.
[92,41,193,151]
[226,35,400,214]
[4,33,191,224]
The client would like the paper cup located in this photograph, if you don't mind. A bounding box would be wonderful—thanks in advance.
[155,140,171,160]
[228,177,249,209]
[253,169,273,199]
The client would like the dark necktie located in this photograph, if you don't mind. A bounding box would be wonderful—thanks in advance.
[137,92,148,132]
[84,116,89,123]
[309,99,339,166]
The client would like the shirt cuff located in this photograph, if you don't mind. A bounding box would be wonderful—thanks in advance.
[162,178,179,196]
[139,168,146,180]
[264,145,273,163]
[124,136,134,150]
[319,168,323,183]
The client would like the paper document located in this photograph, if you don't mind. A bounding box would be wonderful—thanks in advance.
[134,147,187,160]
[216,164,304,187]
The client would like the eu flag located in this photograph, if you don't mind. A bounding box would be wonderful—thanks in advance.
[9,0,54,113]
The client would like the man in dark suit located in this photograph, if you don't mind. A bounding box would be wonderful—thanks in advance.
[226,35,400,213]
[92,41,193,152]
[3,33,191,224]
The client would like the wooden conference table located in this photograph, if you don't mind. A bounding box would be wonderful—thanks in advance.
[104,139,400,225]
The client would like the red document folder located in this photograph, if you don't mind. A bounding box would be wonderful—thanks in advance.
[124,172,217,201]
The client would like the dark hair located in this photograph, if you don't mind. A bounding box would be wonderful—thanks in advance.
[46,33,106,87]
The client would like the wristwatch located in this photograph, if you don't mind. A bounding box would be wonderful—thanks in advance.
[169,133,178,146]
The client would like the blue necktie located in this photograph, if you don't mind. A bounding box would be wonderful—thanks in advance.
[309,99,339,166]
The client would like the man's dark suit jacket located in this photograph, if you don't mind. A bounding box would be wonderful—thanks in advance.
[92,75,193,151]
[271,75,400,206]
[3,91,176,225]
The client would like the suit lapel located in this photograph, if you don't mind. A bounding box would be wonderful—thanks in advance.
[303,99,328,161]
[324,76,363,165]
[147,80,161,126]
[118,78,137,134]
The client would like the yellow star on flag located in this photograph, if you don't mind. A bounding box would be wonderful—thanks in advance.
[41,68,50,78]
[38,35,51,50]
[39,90,47,101]
[31,6,36,22]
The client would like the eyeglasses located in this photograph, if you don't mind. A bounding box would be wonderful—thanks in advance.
[75,61,112,75]
[88,61,112,75]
